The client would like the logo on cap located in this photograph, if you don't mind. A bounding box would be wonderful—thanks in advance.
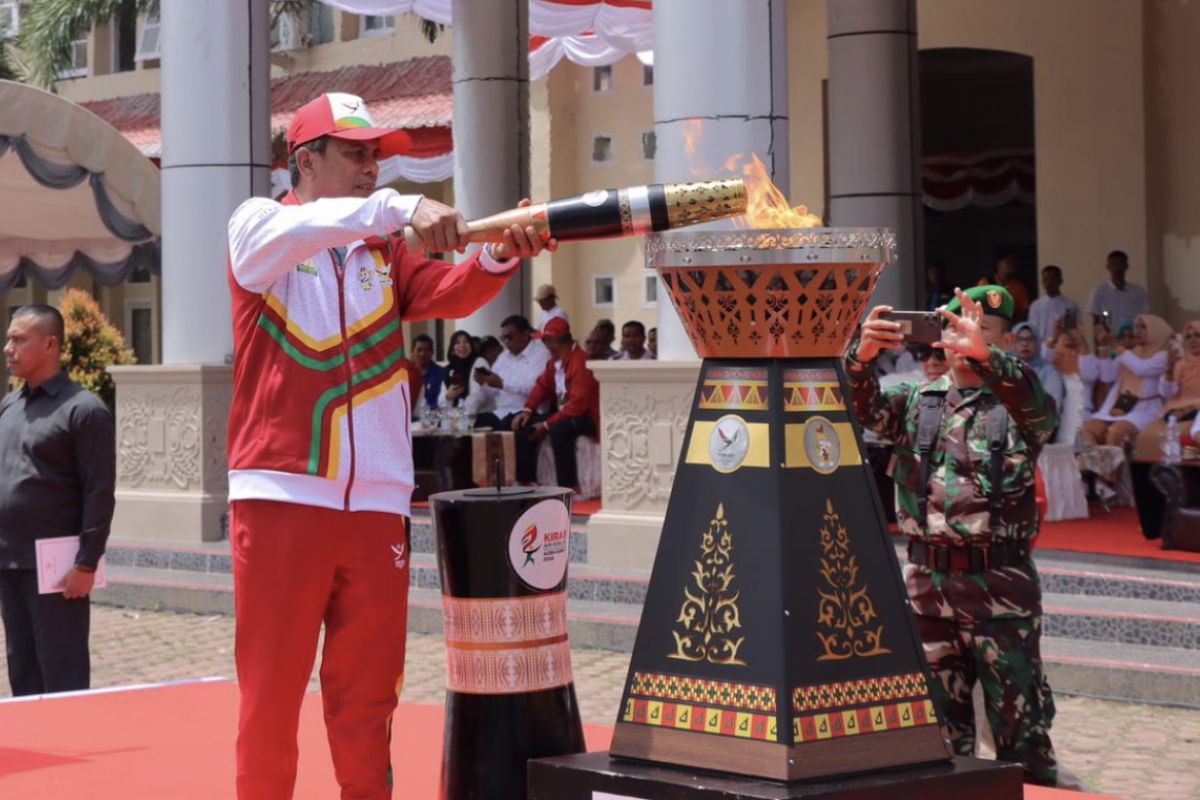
[987,290,1003,309]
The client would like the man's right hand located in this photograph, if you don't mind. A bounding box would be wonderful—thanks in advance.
[410,198,469,253]
[855,305,905,363]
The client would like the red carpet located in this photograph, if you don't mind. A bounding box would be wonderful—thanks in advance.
[1036,507,1200,564]
[0,681,1115,798]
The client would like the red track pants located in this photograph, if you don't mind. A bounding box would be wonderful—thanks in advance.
[231,500,410,800]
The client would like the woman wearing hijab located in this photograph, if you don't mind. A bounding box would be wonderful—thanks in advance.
[1014,322,1066,412]
[1132,320,1200,458]
[1081,314,1173,448]
[440,330,493,417]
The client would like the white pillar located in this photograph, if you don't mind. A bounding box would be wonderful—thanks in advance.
[826,0,922,309]
[452,0,529,335]
[651,0,789,360]
[160,0,271,364]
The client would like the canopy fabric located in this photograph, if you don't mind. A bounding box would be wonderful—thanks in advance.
[0,80,161,291]
[316,0,653,79]
[922,149,1035,212]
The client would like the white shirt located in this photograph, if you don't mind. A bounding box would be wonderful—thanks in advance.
[535,306,568,332]
[612,349,654,361]
[1027,294,1080,343]
[489,338,551,417]
[1087,281,1149,331]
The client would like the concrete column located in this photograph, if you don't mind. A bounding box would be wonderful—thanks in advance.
[826,0,922,308]
[111,0,269,542]
[652,0,789,360]
[160,0,270,364]
[452,0,529,334]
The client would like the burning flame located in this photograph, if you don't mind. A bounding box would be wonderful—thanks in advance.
[727,153,822,230]
[678,120,820,229]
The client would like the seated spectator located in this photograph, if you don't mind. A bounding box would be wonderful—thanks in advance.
[478,335,503,366]
[512,318,599,497]
[1134,320,1200,459]
[1048,327,1094,444]
[1027,265,1081,344]
[595,318,619,359]
[584,329,609,361]
[534,284,568,331]
[647,327,658,359]
[1082,314,1172,449]
[412,334,443,411]
[1014,323,1066,413]
[613,321,654,360]
[441,330,493,417]
[474,315,551,449]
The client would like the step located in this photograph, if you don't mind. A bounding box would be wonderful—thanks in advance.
[1041,637,1200,708]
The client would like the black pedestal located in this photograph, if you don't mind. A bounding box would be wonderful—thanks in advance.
[527,752,1022,800]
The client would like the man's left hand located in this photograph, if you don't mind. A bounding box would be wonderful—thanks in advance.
[529,421,550,443]
[62,567,95,600]
[936,287,990,362]
[489,199,559,261]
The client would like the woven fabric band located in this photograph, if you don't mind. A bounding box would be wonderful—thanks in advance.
[442,591,574,694]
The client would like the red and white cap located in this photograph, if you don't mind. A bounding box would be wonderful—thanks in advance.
[286,92,412,157]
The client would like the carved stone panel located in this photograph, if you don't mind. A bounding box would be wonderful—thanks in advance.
[601,381,695,513]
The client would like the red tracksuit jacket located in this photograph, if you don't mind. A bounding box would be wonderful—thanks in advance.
[226,189,516,516]
[524,344,601,438]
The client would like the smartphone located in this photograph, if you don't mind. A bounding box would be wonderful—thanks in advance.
[474,366,492,376]
[881,310,942,345]
[1062,308,1078,331]
[1100,310,1113,330]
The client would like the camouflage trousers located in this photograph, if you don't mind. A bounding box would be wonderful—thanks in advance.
[916,612,1059,786]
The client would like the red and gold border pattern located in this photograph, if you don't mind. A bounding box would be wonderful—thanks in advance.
[622,698,778,742]
[792,672,929,713]
[629,671,776,713]
[792,699,938,743]
[699,367,769,411]
[442,591,573,694]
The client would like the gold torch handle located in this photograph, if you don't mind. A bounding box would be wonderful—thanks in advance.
[400,205,551,253]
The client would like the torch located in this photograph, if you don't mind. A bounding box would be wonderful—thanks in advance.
[400,178,747,252]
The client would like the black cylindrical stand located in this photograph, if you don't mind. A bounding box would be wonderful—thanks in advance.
[431,486,586,800]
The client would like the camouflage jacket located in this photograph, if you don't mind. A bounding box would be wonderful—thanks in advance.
[846,346,1057,548]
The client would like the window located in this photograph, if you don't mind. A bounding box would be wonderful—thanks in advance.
[311,5,335,45]
[592,64,612,93]
[125,301,154,365]
[643,273,658,306]
[642,63,653,86]
[112,5,138,73]
[641,130,656,161]
[361,15,394,36]
[135,13,161,62]
[0,2,19,38]
[592,275,615,308]
[592,135,612,164]
[59,39,89,79]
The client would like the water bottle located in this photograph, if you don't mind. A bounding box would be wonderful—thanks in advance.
[1163,414,1182,464]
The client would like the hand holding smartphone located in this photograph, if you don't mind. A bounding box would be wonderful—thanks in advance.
[880,310,942,345]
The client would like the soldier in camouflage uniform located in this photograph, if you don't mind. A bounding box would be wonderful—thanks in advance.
[846,286,1063,787]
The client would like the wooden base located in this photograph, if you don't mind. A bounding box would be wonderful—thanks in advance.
[610,721,950,782]
[528,751,1023,800]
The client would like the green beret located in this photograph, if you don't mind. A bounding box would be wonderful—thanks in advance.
[942,285,1014,321]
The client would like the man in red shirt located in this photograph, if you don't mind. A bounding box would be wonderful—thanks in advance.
[513,317,599,496]
[226,92,553,799]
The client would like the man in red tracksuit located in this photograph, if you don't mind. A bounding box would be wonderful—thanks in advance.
[225,92,553,799]
[513,317,600,496]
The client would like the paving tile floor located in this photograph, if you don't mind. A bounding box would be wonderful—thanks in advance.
[1,606,1197,800]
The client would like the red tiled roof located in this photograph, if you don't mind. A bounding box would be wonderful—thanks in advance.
[81,57,452,158]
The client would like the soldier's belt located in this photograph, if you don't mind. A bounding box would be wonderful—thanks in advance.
[906,539,1031,574]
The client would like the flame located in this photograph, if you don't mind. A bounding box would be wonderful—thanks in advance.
[731,153,822,230]
[681,120,821,229]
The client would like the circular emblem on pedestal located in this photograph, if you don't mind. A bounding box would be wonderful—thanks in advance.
[708,414,751,474]
[803,415,842,475]
[508,499,571,590]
